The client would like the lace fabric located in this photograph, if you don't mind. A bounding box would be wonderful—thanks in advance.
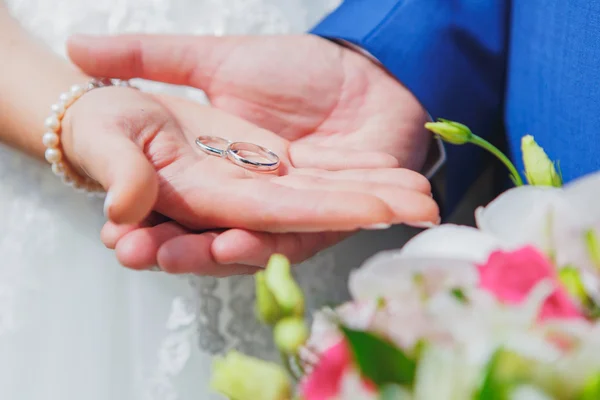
[0,0,435,398]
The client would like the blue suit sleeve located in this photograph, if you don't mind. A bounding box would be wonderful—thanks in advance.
[312,0,510,213]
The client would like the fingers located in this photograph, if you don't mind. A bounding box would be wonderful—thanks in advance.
[79,134,158,224]
[62,88,164,225]
[101,212,169,248]
[289,143,400,170]
[211,229,351,266]
[157,235,260,276]
[115,222,188,270]
[176,179,396,232]
[97,142,157,224]
[113,223,347,275]
[290,168,432,195]
[114,222,259,275]
[273,174,439,226]
[67,34,233,89]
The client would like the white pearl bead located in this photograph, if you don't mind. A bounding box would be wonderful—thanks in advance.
[59,92,74,106]
[50,103,65,118]
[44,115,60,132]
[70,84,85,98]
[44,148,62,163]
[42,132,60,148]
[51,162,64,175]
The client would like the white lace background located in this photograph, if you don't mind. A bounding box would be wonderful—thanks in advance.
[0,0,430,399]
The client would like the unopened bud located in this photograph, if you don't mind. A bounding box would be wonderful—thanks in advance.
[265,254,305,317]
[274,317,309,354]
[521,135,562,187]
[211,351,292,400]
[255,271,283,325]
[425,119,473,145]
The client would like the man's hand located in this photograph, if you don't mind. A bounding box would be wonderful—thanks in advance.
[67,34,432,172]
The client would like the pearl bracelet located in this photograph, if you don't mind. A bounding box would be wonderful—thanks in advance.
[43,78,134,195]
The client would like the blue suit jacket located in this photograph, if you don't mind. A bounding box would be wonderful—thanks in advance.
[313,0,600,212]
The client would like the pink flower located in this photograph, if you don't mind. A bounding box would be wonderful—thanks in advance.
[477,246,583,320]
[300,341,351,400]
[300,340,375,400]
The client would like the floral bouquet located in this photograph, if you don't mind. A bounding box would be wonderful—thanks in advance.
[209,120,600,400]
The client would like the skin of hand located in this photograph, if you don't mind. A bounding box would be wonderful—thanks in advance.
[0,4,437,276]
[65,34,438,274]
[67,34,432,171]
[61,86,438,275]
[65,33,437,274]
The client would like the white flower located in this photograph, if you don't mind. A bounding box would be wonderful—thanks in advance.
[348,226,484,303]
[476,172,600,272]
[350,171,600,306]
[302,301,378,363]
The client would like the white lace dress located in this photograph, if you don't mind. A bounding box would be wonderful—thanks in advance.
[0,1,433,398]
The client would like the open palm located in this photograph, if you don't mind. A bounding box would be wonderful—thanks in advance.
[66,85,437,274]
[67,34,432,172]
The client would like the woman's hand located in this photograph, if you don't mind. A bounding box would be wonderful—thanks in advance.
[62,86,439,273]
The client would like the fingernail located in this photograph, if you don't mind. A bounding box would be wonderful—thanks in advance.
[103,191,113,218]
[409,217,441,229]
[363,223,392,230]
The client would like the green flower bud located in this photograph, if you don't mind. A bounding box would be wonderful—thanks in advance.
[265,254,305,317]
[211,351,292,400]
[255,270,283,325]
[424,119,473,145]
[274,317,309,354]
[521,135,562,187]
[585,229,600,270]
[558,266,588,305]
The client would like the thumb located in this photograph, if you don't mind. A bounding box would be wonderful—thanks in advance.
[67,34,236,90]
[62,120,159,225]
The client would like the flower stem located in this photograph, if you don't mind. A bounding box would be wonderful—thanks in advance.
[280,351,301,382]
[470,134,524,186]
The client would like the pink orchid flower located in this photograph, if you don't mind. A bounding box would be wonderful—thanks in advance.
[477,246,583,321]
[301,340,375,400]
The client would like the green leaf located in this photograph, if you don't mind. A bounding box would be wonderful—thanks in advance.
[476,350,531,400]
[450,287,469,303]
[341,327,416,387]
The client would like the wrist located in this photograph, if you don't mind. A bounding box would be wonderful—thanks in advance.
[0,12,89,159]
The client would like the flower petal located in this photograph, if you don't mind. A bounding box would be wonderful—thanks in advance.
[400,225,504,263]
[349,251,478,301]
[561,171,600,229]
[300,340,352,400]
[338,368,378,400]
[475,185,562,247]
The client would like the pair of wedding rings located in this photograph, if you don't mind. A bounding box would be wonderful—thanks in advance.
[195,136,280,172]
